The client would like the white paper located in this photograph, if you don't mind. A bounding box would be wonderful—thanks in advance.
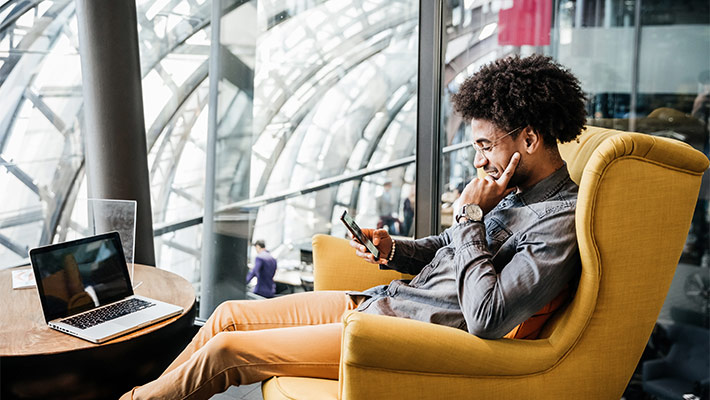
[12,268,36,289]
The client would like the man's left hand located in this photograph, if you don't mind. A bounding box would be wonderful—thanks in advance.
[454,152,520,216]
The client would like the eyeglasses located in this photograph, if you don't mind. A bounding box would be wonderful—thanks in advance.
[472,126,522,158]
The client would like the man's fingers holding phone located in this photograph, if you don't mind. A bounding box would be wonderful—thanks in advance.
[354,228,392,264]
[348,239,377,263]
[348,239,383,264]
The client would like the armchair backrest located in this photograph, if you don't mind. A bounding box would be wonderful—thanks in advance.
[540,126,708,397]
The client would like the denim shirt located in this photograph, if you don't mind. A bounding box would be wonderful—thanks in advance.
[351,165,580,339]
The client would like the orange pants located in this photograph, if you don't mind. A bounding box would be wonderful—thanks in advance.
[121,291,357,400]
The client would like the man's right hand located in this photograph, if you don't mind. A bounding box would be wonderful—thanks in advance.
[349,228,393,265]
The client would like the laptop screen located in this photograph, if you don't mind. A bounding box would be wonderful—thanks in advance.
[29,232,133,323]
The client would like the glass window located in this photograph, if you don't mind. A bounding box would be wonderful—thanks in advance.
[0,0,213,292]
[0,0,83,268]
[0,0,419,320]
[200,0,419,316]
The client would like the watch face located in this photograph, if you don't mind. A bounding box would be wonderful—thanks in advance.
[465,204,483,221]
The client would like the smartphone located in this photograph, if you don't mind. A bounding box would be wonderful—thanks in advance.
[340,210,380,259]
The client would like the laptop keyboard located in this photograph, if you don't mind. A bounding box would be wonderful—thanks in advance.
[62,298,156,330]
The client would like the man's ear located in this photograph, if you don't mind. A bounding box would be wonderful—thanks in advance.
[521,127,542,154]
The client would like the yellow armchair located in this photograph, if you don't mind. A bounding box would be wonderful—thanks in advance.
[262,126,709,399]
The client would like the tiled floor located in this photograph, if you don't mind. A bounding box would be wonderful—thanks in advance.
[209,383,262,400]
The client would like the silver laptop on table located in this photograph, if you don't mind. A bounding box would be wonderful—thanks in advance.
[29,231,183,344]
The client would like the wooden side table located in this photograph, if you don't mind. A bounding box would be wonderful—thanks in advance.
[1,264,196,399]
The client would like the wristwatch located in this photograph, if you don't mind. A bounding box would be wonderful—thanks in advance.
[455,203,483,223]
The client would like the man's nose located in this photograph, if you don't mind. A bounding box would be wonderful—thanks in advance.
[473,149,487,169]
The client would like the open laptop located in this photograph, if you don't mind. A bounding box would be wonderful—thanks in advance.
[29,231,183,344]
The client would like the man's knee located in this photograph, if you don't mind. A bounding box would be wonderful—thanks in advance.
[204,332,239,361]
[208,301,245,332]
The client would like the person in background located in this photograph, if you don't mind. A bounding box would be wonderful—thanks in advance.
[376,180,399,235]
[401,186,415,237]
[440,181,463,228]
[246,240,277,298]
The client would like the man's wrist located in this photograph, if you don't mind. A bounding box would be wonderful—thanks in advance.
[387,239,396,262]
[455,203,483,224]
[451,216,487,252]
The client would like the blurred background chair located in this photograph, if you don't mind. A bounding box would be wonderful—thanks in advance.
[642,323,710,400]
[262,126,709,399]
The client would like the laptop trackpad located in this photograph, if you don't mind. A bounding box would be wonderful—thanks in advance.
[114,304,177,328]
[113,307,159,327]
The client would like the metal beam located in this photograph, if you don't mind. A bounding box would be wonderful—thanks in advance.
[629,0,642,132]
[226,155,415,212]
[171,185,204,207]
[24,87,67,134]
[0,207,43,229]
[0,154,39,195]
[200,0,223,319]
[0,230,27,257]
[416,0,444,237]
[219,45,254,98]
[163,238,201,258]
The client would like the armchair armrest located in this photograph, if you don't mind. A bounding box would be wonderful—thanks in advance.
[340,311,560,377]
[312,234,410,291]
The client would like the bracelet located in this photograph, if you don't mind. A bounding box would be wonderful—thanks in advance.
[388,239,396,262]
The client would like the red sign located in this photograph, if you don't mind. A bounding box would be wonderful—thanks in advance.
[498,0,552,46]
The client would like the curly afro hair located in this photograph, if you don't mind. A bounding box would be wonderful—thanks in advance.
[451,54,586,146]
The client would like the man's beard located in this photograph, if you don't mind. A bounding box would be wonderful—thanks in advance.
[505,157,527,189]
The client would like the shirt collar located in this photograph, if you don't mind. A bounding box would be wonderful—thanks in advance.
[516,163,573,205]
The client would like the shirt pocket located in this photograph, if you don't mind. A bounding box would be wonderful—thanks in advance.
[409,248,448,286]
[486,218,513,250]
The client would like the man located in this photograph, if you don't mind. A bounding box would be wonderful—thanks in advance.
[120,54,587,399]
[246,240,277,298]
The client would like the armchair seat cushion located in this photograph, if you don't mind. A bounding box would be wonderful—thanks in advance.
[262,376,338,400]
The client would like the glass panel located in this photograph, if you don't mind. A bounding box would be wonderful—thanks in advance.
[133,0,212,300]
[439,0,709,396]
[64,199,138,284]
[0,0,83,269]
[202,0,419,316]
[0,2,418,318]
